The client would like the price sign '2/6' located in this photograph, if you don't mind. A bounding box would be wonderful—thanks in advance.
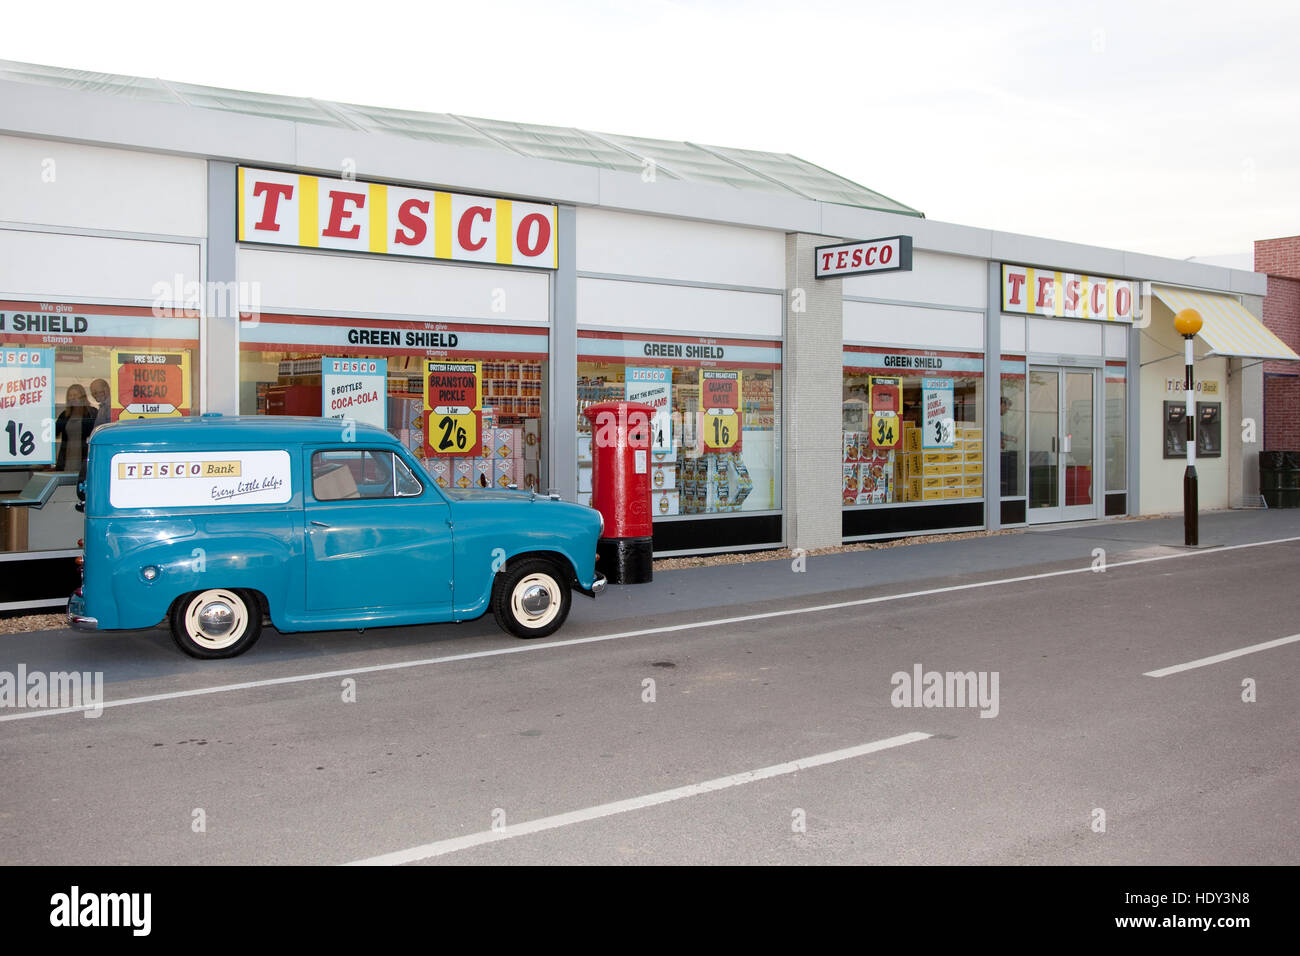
[0,348,55,465]
[434,411,476,453]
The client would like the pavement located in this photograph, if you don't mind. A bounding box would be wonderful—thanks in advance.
[0,507,1296,868]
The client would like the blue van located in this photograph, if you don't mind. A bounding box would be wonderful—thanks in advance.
[66,416,605,658]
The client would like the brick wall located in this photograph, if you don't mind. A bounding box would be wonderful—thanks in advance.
[1254,236,1300,450]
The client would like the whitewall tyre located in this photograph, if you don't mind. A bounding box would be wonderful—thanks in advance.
[492,559,572,639]
[170,588,263,659]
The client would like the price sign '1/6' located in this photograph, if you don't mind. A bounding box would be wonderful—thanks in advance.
[0,348,55,465]
[701,370,742,452]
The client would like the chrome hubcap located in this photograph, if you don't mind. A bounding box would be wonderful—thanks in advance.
[520,584,551,615]
[197,601,235,636]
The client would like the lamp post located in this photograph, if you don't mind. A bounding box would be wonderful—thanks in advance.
[1174,308,1203,546]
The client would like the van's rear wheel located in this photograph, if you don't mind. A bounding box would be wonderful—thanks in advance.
[492,559,571,639]
[170,588,263,659]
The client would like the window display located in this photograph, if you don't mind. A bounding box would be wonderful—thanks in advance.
[241,313,547,493]
[576,331,781,518]
[842,348,984,507]
[0,300,200,553]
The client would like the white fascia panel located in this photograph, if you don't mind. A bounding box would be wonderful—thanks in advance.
[843,301,983,350]
[238,247,549,323]
[841,250,986,308]
[577,277,781,337]
[576,207,784,288]
[1,134,206,237]
[0,229,199,303]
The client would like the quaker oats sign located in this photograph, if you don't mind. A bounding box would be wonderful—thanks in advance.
[109,450,293,509]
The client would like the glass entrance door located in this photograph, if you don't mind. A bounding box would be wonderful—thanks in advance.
[1028,367,1098,523]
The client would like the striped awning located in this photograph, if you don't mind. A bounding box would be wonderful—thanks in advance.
[1153,286,1299,360]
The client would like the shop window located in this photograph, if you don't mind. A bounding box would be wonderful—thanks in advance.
[1000,360,1026,497]
[842,349,984,507]
[240,314,548,494]
[576,332,782,518]
[0,301,199,554]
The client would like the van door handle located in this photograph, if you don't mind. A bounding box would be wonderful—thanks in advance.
[310,520,330,528]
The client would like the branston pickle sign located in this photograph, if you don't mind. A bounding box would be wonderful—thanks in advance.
[424,361,483,458]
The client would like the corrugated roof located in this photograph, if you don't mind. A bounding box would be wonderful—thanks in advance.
[0,58,923,217]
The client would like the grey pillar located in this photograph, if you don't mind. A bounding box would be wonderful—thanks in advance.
[1127,323,1141,514]
[550,204,577,501]
[784,232,843,551]
[205,161,239,415]
[984,263,1001,530]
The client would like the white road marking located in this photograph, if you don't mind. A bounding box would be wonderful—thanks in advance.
[4,534,1298,722]
[1143,633,1300,677]
[346,731,932,865]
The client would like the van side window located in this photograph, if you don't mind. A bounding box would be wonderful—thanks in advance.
[311,450,423,501]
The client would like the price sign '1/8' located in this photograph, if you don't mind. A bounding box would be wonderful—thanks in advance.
[0,348,55,465]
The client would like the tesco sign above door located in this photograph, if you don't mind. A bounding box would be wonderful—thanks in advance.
[814,236,913,279]
[237,167,557,270]
[1001,263,1134,322]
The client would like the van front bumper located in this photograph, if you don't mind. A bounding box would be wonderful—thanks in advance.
[66,591,98,631]
[577,574,607,598]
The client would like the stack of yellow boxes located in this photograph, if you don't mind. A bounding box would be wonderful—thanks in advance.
[897,423,984,501]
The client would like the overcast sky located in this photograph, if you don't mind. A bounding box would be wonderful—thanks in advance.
[4,0,1296,267]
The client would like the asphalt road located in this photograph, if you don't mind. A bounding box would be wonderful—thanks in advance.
[1,513,1297,865]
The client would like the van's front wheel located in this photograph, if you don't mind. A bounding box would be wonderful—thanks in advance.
[492,559,571,639]
[170,588,263,658]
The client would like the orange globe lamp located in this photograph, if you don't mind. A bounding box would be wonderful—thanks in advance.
[1174,308,1203,338]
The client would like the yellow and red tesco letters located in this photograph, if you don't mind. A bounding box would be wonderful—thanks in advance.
[1001,264,1135,322]
[238,167,557,269]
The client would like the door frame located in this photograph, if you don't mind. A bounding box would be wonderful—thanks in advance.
[1026,362,1104,524]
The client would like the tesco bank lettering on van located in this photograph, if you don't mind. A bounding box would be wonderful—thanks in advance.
[1001,264,1135,322]
[814,236,913,279]
[237,167,558,269]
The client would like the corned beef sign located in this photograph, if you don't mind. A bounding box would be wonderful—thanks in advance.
[237,167,557,269]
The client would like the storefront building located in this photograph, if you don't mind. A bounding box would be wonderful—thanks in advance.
[1254,236,1300,452]
[1,59,1292,612]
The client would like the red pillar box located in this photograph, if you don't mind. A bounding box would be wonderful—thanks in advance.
[581,400,654,584]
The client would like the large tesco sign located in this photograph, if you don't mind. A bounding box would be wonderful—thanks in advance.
[1002,263,1134,322]
[238,167,557,269]
[815,236,913,279]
